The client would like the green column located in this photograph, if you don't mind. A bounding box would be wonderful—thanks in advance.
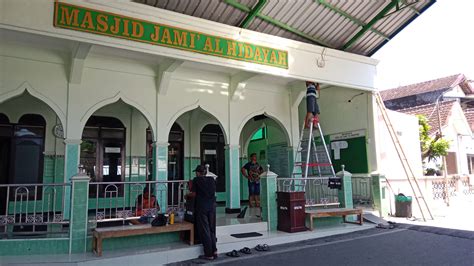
[225,145,241,213]
[291,146,302,179]
[260,166,277,231]
[337,167,355,222]
[152,142,158,180]
[287,146,295,178]
[337,166,353,209]
[240,156,249,201]
[154,142,168,212]
[186,157,201,180]
[371,174,389,218]
[69,171,89,254]
[63,139,81,220]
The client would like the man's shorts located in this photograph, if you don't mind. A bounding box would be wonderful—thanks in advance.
[248,182,260,196]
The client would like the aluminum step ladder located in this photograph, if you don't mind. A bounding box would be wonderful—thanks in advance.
[293,118,336,179]
[375,92,434,221]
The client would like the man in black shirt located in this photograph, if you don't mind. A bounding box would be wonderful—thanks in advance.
[241,153,264,207]
[189,165,217,260]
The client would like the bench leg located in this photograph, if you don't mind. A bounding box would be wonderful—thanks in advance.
[190,227,194,245]
[342,213,364,225]
[92,236,97,254]
[97,237,103,257]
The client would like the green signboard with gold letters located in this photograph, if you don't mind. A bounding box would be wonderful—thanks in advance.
[54,2,288,69]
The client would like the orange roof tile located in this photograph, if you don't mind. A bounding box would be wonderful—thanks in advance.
[380,74,471,101]
[398,100,456,136]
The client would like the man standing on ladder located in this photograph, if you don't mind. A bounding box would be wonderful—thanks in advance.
[295,81,336,179]
[305,81,321,128]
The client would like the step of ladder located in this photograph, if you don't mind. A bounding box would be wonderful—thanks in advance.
[292,119,336,179]
[294,162,333,167]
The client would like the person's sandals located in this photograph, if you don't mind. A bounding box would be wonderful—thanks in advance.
[226,250,240,257]
[239,247,252,254]
[255,244,270,252]
[198,255,215,260]
[376,223,395,229]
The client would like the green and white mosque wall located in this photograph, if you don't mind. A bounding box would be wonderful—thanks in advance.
[297,86,375,174]
[0,0,382,224]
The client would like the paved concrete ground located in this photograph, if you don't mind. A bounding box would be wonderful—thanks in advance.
[388,194,474,231]
[172,224,474,266]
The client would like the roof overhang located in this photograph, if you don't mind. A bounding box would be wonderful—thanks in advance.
[135,0,436,57]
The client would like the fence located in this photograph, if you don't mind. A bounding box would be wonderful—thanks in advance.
[88,180,189,225]
[385,174,474,202]
[430,175,473,200]
[277,177,340,208]
[0,183,70,238]
[351,175,372,205]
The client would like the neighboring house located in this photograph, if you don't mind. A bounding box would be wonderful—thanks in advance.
[381,74,474,175]
[381,74,473,110]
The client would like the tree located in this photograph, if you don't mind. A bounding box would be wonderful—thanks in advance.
[417,115,450,162]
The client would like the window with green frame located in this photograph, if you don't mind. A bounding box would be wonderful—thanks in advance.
[250,127,266,141]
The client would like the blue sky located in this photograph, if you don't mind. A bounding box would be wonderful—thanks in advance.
[373,0,474,90]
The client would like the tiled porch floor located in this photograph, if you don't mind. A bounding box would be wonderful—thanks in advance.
[216,205,262,226]
[0,222,374,265]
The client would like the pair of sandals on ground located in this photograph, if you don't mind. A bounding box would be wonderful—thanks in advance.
[226,244,270,257]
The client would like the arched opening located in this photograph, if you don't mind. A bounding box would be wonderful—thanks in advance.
[146,127,153,181]
[169,107,227,202]
[13,114,46,185]
[239,114,290,202]
[80,100,154,198]
[201,124,225,194]
[0,113,10,215]
[81,116,125,187]
[167,123,184,206]
[168,123,184,182]
[0,92,64,216]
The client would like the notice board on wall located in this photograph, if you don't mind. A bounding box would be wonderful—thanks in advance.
[312,130,368,174]
[267,143,289,177]
[329,129,368,174]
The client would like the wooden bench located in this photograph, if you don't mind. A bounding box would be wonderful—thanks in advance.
[92,221,194,256]
[306,208,363,231]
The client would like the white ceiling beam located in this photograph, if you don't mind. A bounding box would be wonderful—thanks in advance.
[156,59,184,95]
[69,43,92,84]
[229,72,259,101]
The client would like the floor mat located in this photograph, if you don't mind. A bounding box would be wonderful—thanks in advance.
[230,232,263,238]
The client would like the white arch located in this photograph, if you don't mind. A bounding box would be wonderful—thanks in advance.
[165,101,229,144]
[171,120,185,132]
[0,81,67,131]
[165,100,199,135]
[198,118,221,133]
[79,92,157,141]
[294,90,306,109]
[242,122,266,156]
[237,109,291,146]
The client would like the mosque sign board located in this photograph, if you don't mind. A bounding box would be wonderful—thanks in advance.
[54,2,289,69]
